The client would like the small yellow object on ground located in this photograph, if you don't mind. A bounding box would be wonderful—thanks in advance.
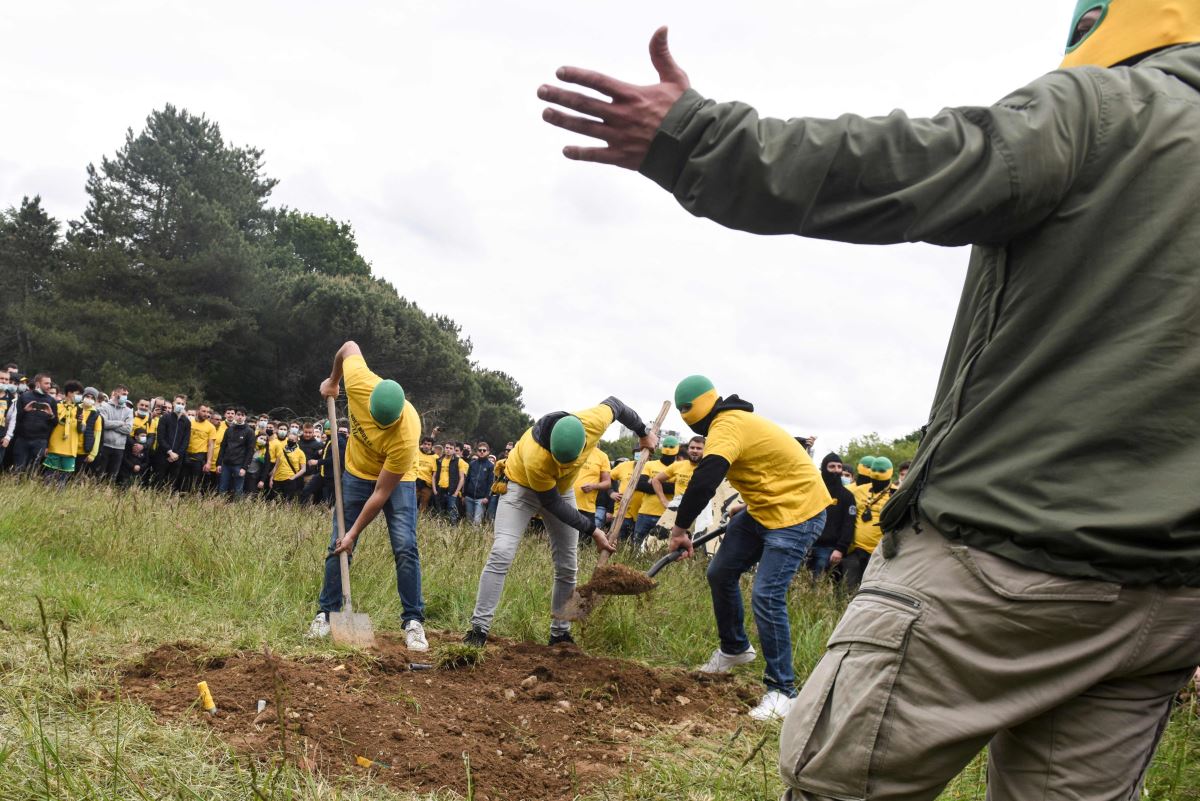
[355,755,391,769]
[196,681,216,714]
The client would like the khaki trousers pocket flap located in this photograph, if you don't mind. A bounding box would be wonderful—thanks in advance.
[780,595,919,801]
[950,545,1120,602]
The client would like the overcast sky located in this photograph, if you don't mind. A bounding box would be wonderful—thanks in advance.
[1,1,1072,451]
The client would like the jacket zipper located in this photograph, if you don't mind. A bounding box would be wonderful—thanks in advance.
[856,587,921,610]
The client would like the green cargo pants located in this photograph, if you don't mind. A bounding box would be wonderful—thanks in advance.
[780,521,1200,801]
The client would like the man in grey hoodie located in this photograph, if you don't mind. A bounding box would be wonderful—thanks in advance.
[97,385,133,481]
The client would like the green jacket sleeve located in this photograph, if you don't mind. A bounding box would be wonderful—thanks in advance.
[639,70,1106,248]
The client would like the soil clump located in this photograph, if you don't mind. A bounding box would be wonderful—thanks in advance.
[118,633,754,801]
[575,563,657,597]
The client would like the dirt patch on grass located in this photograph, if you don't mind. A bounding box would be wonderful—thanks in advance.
[576,563,657,597]
[118,633,754,800]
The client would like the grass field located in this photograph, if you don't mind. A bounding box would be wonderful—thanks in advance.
[0,479,1196,799]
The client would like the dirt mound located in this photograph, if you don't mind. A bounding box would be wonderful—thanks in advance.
[576,563,657,597]
[118,633,754,800]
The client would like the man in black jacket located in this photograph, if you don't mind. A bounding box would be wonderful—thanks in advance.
[9,373,57,471]
[807,453,856,581]
[216,407,254,498]
[152,394,191,490]
[463,442,496,524]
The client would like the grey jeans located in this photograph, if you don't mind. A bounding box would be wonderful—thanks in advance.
[471,482,579,636]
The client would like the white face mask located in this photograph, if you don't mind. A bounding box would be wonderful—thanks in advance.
[19,383,28,392]
[289,426,300,436]
[173,403,185,415]
[83,397,95,407]
[72,394,83,403]
[841,475,852,486]
[137,436,147,444]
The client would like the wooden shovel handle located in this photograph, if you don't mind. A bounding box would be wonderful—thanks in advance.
[327,395,353,614]
[598,400,671,567]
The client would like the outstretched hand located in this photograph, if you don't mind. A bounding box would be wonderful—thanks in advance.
[538,26,690,169]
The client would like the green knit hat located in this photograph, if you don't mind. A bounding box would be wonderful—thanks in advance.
[856,457,875,477]
[369,380,405,428]
[870,456,894,481]
[549,415,586,463]
[675,375,719,425]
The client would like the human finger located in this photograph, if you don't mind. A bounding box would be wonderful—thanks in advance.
[537,84,611,120]
[542,108,609,141]
[648,25,687,84]
[555,66,634,99]
[562,145,625,165]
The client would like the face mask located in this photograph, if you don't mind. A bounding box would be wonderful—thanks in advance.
[173,403,185,414]
[83,397,95,407]
[257,436,266,446]
[1,384,13,393]
[19,384,28,392]
[72,394,83,403]
[137,435,147,444]
[289,426,300,436]
[257,421,268,430]
[136,409,148,418]
[35,387,45,395]
[277,431,287,440]
[841,475,853,487]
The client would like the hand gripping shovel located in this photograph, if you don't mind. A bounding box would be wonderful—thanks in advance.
[553,400,671,622]
[325,395,376,648]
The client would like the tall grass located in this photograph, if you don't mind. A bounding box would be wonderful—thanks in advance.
[0,478,1196,799]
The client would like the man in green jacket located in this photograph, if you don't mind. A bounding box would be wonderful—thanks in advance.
[540,4,1200,798]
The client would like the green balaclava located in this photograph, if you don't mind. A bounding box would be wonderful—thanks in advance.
[675,375,719,426]
[549,415,586,463]
[870,456,895,488]
[660,435,680,456]
[856,457,875,486]
[369,379,405,428]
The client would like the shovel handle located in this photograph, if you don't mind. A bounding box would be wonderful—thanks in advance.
[599,400,671,567]
[327,395,353,614]
[646,525,727,578]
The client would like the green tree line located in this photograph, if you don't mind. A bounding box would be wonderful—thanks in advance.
[0,105,532,445]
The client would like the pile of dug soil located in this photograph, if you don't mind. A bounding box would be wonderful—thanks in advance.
[118,633,755,801]
[576,563,657,597]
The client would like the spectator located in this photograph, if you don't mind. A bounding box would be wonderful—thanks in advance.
[434,440,466,523]
[462,441,496,524]
[153,395,191,489]
[77,387,103,472]
[0,366,17,467]
[97,385,133,480]
[181,404,216,493]
[807,453,856,581]
[271,425,307,502]
[44,380,85,487]
[9,373,57,471]
[298,422,325,504]
[414,436,437,512]
[216,407,254,498]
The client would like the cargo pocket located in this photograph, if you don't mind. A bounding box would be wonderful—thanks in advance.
[948,545,1120,602]
[780,590,920,801]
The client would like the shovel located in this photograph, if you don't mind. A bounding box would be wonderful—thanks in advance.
[553,400,671,621]
[645,525,726,578]
[325,395,376,649]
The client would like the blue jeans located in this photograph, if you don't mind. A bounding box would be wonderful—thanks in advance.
[464,496,486,524]
[706,509,825,696]
[807,545,835,579]
[318,474,424,624]
[217,466,245,497]
[633,513,662,546]
[593,507,607,530]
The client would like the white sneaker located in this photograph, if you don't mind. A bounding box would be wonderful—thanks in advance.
[697,645,757,673]
[749,690,795,721]
[404,620,429,652]
[306,612,330,639]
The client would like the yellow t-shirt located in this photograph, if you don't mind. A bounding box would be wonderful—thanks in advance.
[609,459,640,520]
[635,459,670,518]
[850,483,891,555]
[188,419,216,456]
[505,404,615,493]
[274,444,306,481]
[132,415,151,437]
[47,401,80,458]
[703,410,831,530]
[572,447,612,513]
[659,458,696,504]
[343,354,421,481]
[415,451,436,485]
[210,421,227,466]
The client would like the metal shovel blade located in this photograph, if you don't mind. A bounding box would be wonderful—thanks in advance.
[329,610,376,648]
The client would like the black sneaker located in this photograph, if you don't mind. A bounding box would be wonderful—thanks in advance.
[463,626,488,648]
[548,631,575,647]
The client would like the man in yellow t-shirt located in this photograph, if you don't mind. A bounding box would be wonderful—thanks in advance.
[843,456,894,593]
[434,441,468,524]
[649,434,704,532]
[631,435,683,547]
[668,375,830,722]
[415,436,437,512]
[608,451,641,541]
[572,445,612,532]
[182,405,216,493]
[311,341,428,653]
[466,397,657,648]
